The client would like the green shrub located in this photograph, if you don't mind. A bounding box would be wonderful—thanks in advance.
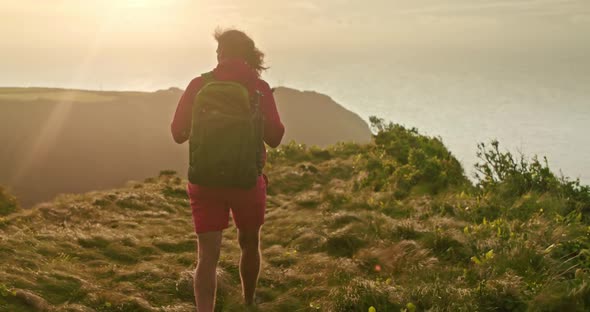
[475,140,559,196]
[0,186,19,216]
[360,117,467,197]
[474,140,590,221]
[560,178,590,216]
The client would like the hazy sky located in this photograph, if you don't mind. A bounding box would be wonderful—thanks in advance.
[1,0,589,90]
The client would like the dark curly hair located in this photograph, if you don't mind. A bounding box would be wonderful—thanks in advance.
[214,28,267,76]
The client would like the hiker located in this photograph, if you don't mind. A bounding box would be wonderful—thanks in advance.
[171,29,285,311]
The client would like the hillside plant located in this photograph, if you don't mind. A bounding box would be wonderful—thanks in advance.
[0,187,19,216]
[474,140,590,220]
[360,117,468,197]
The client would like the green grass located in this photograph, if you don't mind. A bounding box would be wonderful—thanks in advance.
[1,118,589,311]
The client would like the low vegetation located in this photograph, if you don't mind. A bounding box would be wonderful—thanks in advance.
[1,117,589,311]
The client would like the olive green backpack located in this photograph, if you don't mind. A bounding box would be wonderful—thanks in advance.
[188,72,263,188]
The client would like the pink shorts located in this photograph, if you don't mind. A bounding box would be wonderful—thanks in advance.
[187,175,267,233]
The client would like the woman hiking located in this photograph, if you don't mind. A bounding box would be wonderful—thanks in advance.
[171,29,285,311]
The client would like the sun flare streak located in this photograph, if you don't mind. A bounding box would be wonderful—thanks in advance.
[11,4,123,184]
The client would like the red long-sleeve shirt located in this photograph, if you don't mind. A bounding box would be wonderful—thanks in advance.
[171,59,285,163]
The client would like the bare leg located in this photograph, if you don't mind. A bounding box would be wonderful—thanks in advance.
[195,231,222,312]
[238,226,262,305]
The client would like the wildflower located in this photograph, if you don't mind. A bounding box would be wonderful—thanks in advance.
[471,256,482,265]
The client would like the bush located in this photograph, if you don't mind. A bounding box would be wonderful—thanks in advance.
[559,178,590,216]
[474,140,590,220]
[359,117,467,197]
[475,140,559,197]
[0,187,19,216]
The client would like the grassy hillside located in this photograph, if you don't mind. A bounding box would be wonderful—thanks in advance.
[1,118,589,312]
[0,87,370,208]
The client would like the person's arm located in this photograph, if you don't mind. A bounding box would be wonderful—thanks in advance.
[171,78,202,144]
[259,80,285,148]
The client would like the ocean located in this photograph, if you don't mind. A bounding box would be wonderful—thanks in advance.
[263,56,590,184]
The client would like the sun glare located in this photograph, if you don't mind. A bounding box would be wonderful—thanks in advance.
[125,0,154,8]
[115,0,179,9]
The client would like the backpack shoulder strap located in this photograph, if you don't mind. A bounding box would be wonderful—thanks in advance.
[201,72,215,85]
